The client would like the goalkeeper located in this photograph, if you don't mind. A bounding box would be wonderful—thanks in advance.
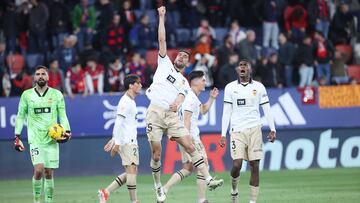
[14,65,71,203]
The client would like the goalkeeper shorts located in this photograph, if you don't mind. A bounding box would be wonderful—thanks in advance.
[30,142,59,169]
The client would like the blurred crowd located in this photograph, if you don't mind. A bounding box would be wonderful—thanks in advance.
[0,0,360,97]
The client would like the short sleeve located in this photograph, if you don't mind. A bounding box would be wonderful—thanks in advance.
[157,55,173,72]
[223,84,233,104]
[183,95,197,113]
[259,83,269,105]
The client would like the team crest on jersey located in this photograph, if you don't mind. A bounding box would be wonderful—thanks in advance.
[167,75,176,83]
[252,89,257,96]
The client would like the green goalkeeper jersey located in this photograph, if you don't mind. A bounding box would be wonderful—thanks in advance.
[15,87,71,144]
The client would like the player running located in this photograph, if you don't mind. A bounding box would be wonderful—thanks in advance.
[146,6,223,202]
[219,60,276,203]
[14,65,71,203]
[163,71,219,203]
[98,74,142,203]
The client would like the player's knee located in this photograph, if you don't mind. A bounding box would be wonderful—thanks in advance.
[44,171,53,179]
[249,161,259,173]
[183,162,193,172]
[233,160,242,171]
[33,169,44,179]
[151,153,161,162]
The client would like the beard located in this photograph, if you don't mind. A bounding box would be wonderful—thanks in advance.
[174,61,185,70]
[36,79,47,87]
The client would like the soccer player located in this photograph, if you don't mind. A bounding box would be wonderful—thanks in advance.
[98,74,142,203]
[146,6,223,202]
[14,65,71,203]
[163,71,219,203]
[219,60,276,203]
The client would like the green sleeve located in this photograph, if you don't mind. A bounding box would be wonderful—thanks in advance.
[57,93,71,131]
[15,92,28,135]
[87,6,96,29]
[71,5,81,29]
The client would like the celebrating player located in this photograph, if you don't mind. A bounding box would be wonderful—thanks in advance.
[219,59,276,203]
[163,71,219,203]
[145,6,223,202]
[98,74,142,203]
[14,65,71,203]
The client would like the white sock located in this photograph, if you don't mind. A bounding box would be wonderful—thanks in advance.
[249,201,256,203]
[198,198,206,203]
[205,176,213,184]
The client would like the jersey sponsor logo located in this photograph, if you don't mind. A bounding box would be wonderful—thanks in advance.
[237,99,246,106]
[34,107,51,114]
[252,89,257,96]
[261,92,306,126]
[166,75,176,84]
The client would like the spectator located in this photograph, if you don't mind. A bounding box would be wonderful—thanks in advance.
[228,20,246,46]
[191,34,211,64]
[284,3,308,44]
[217,52,239,89]
[216,34,234,69]
[2,2,17,54]
[136,14,155,56]
[236,30,257,66]
[126,53,146,86]
[331,50,349,85]
[307,0,331,38]
[48,58,65,92]
[55,36,77,72]
[71,0,96,51]
[196,18,216,46]
[94,0,115,50]
[84,58,104,95]
[278,33,296,87]
[329,2,354,45]
[28,0,49,54]
[314,31,334,85]
[106,14,128,55]
[261,0,280,50]
[118,0,136,30]
[15,0,31,54]
[48,0,71,51]
[294,36,315,87]
[0,40,6,73]
[105,56,125,92]
[261,52,284,88]
[65,61,87,98]
[10,70,32,96]
[193,53,216,88]
[79,42,99,68]
[2,71,11,97]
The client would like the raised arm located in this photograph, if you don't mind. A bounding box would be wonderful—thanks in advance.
[158,6,167,57]
[201,88,218,115]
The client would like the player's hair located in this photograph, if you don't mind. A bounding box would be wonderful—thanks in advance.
[35,65,48,72]
[179,49,191,58]
[239,59,251,67]
[188,70,205,82]
[124,74,140,90]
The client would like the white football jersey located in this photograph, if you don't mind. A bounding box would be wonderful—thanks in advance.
[114,94,138,145]
[180,90,201,142]
[146,55,190,109]
[224,79,269,132]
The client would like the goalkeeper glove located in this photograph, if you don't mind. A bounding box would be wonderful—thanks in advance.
[14,134,25,152]
[57,131,71,143]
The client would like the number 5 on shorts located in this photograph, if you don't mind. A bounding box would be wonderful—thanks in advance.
[147,123,153,133]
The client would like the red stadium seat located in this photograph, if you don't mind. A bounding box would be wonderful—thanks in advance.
[347,64,360,82]
[6,54,25,75]
[336,44,353,64]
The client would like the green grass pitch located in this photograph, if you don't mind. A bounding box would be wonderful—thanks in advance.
[1,168,359,203]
